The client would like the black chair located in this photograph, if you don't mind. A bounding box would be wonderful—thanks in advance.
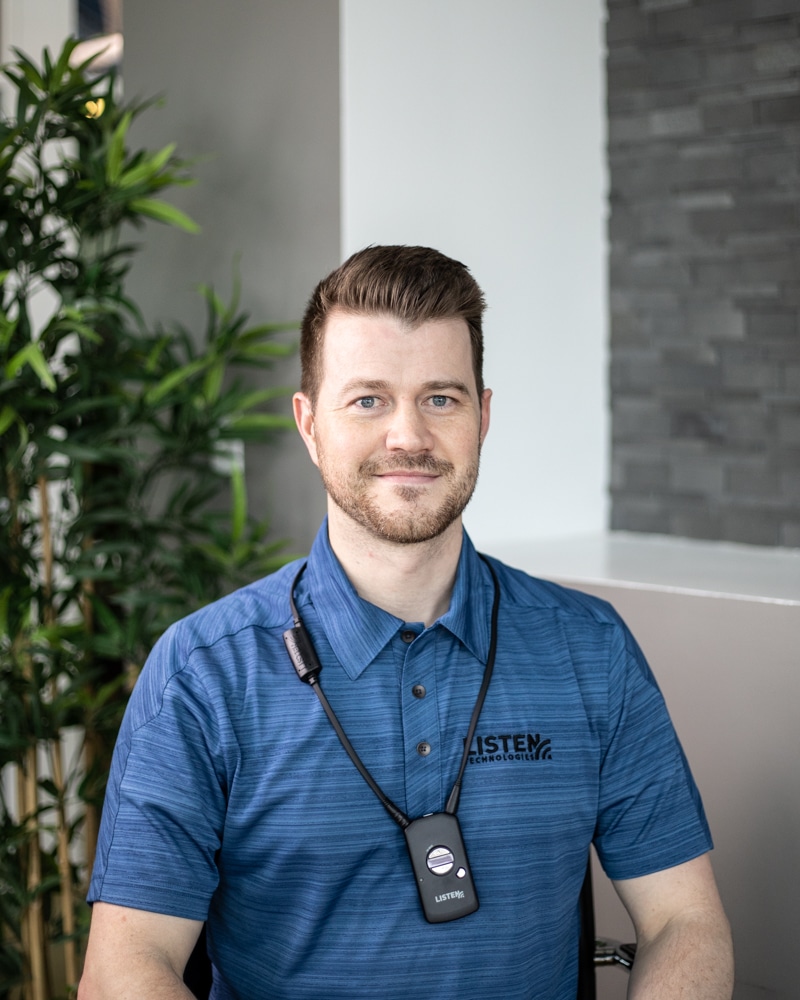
[183,863,636,1000]
[577,859,637,1000]
[183,925,213,1000]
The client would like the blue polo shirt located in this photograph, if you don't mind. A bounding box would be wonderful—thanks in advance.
[89,521,711,999]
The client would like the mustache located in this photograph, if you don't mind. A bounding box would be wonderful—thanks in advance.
[360,454,454,476]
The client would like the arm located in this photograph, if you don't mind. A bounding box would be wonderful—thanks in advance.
[78,902,203,1000]
[613,853,733,999]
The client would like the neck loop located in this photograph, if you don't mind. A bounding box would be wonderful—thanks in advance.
[284,555,500,830]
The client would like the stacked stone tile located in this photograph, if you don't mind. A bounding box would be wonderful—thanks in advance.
[607,0,800,546]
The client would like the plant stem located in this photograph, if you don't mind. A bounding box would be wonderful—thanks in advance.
[38,476,53,610]
[82,733,101,882]
[20,747,48,1000]
[50,737,78,988]
[40,473,79,983]
[79,460,101,879]
[39,473,82,992]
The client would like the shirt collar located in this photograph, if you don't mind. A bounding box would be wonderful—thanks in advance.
[300,518,494,680]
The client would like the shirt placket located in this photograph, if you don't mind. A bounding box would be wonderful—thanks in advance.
[398,626,444,819]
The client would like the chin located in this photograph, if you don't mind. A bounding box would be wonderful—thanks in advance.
[357,502,465,546]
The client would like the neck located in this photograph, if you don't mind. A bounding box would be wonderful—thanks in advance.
[326,509,464,626]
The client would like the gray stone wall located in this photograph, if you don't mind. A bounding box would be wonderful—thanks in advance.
[606,0,800,547]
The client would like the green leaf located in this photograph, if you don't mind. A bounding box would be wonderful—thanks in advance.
[4,342,57,391]
[230,465,246,543]
[197,283,228,319]
[53,315,103,344]
[228,387,289,411]
[144,335,171,373]
[50,394,128,422]
[116,143,176,189]
[236,341,294,360]
[88,595,123,636]
[129,197,200,233]
[238,321,299,342]
[106,109,132,183]
[0,404,16,435]
[143,355,211,404]
[11,49,45,91]
[0,312,19,349]
[45,440,122,463]
[226,413,295,433]
[203,360,225,404]
[0,587,11,636]
[51,37,79,84]
[38,778,60,800]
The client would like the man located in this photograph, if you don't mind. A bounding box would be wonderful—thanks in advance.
[79,246,733,999]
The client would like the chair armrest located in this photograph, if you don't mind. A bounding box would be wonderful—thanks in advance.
[594,937,637,969]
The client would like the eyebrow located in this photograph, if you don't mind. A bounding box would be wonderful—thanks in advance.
[421,379,473,397]
[338,378,473,397]
[339,379,392,396]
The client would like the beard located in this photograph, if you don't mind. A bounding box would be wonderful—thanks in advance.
[317,449,480,545]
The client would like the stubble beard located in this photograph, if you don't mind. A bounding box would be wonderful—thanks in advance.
[317,450,481,545]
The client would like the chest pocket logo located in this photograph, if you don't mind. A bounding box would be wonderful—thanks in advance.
[465,732,552,764]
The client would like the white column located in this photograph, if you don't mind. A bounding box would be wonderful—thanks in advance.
[341,0,609,546]
[1,0,75,63]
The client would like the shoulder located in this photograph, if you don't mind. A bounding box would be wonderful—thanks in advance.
[126,559,303,723]
[480,554,650,694]
[158,558,303,662]
[482,553,623,627]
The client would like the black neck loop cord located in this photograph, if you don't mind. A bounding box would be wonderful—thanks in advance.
[283,555,501,831]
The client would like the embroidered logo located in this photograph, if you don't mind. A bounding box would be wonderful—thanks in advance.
[464,732,553,764]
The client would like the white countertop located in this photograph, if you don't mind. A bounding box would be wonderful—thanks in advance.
[486,532,800,606]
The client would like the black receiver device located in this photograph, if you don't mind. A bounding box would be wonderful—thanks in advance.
[283,557,499,924]
[404,812,478,922]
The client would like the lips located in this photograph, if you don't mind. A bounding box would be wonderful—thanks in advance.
[377,471,438,484]
[361,455,454,477]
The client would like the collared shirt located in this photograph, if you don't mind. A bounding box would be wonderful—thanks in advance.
[89,520,711,1000]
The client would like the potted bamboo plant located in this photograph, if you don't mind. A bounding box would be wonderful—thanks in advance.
[0,39,295,999]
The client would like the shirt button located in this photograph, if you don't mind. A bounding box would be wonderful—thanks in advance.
[412,684,426,699]
[417,741,432,757]
[401,630,416,644]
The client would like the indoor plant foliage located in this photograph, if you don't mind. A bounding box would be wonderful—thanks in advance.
[0,40,294,998]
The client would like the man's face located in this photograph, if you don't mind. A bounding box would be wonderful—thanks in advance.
[294,309,491,545]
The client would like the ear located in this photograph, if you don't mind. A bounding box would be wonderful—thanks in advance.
[479,388,492,446]
[293,392,320,468]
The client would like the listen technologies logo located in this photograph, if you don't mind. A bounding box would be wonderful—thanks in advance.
[435,890,465,903]
[465,732,553,764]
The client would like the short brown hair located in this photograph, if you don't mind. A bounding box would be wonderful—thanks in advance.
[300,245,486,405]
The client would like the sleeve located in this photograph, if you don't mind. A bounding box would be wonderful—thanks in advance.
[592,618,713,881]
[87,624,231,919]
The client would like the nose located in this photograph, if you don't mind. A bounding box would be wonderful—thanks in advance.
[385,401,434,453]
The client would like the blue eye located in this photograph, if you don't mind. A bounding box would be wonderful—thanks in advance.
[357,397,376,409]
[431,395,449,407]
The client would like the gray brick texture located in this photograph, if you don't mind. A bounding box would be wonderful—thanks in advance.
[607,1,800,548]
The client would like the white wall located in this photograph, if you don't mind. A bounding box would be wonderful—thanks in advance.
[341,0,609,548]
[0,0,74,98]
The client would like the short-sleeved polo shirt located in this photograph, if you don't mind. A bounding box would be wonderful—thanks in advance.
[89,520,711,1000]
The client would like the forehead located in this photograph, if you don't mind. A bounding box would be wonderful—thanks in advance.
[319,310,474,388]
[319,311,475,397]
